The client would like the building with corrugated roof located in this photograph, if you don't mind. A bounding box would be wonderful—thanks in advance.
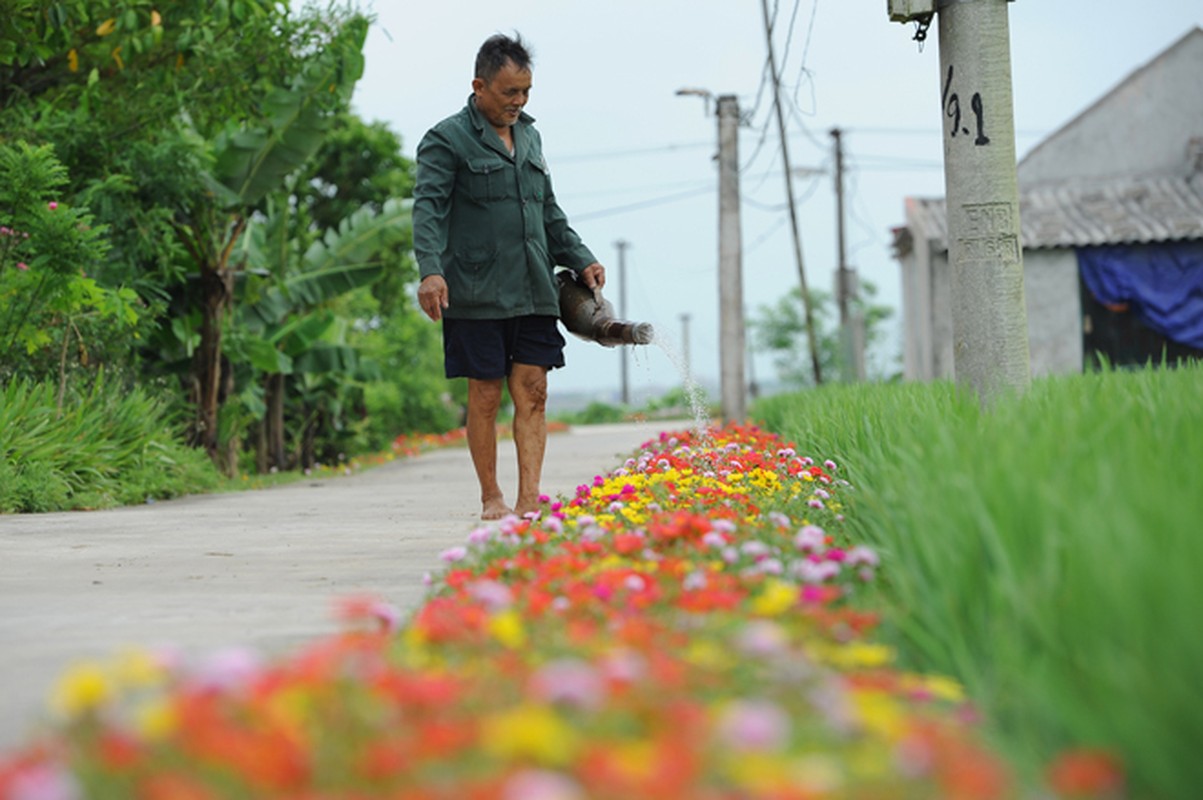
[893,27,1203,380]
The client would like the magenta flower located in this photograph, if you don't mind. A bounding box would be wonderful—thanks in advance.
[440,546,468,563]
[48,201,59,211]
[16,262,29,271]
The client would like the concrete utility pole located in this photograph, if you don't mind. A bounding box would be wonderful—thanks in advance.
[716,94,748,423]
[679,313,692,379]
[614,239,631,406]
[890,0,1031,404]
[760,0,822,387]
[830,127,867,382]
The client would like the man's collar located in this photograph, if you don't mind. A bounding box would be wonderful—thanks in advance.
[466,94,536,130]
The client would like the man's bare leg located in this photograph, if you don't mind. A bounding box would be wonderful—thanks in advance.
[467,377,511,520]
[508,362,549,517]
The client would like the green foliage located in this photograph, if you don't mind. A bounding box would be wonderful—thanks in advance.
[752,365,1203,798]
[0,376,221,512]
[0,141,140,379]
[752,281,895,386]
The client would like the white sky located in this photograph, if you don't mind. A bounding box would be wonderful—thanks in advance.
[339,0,1203,401]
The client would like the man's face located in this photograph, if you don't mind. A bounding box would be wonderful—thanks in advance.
[472,60,532,131]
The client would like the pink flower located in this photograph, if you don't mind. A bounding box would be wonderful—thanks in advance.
[503,770,585,800]
[440,546,468,563]
[716,699,791,751]
[48,201,59,211]
[529,659,605,710]
[17,262,29,271]
[5,761,80,800]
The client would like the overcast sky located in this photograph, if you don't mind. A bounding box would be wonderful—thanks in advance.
[334,0,1203,402]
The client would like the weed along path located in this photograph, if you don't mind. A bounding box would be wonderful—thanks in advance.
[0,420,673,752]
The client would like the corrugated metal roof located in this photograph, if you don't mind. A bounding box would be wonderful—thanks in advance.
[903,173,1203,252]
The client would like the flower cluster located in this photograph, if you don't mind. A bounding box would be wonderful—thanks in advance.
[0,424,1016,799]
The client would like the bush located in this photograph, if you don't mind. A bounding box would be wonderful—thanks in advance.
[0,376,221,513]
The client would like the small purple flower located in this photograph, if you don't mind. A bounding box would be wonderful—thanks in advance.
[683,570,708,591]
[191,647,261,692]
[741,540,771,558]
[794,525,826,552]
[6,762,80,800]
[467,526,494,546]
[716,699,791,751]
[777,447,796,458]
[701,531,726,549]
[824,459,838,471]
[440,545,468,563]
[767,511,791,529]
[721,546,740,564]
[543,516,564,535]
[470,580,513,610]
[624,574,647,592]
[757,558,784,575]
[713,519,737,534]
[813,487,831,500]
[808,498,825,509]
[846,546,879,567]
[503,769,586,800]
[794,560,841,583]
[736,620,789,657]
[529,659,605,710]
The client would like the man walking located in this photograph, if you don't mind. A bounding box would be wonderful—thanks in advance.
[414,33,606,520]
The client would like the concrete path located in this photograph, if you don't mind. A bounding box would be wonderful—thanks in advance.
[0,421,677,751]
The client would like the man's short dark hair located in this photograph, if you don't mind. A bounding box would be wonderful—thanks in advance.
[475,33,533,82]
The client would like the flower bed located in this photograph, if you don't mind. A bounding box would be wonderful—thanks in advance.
[1,424,1017,799]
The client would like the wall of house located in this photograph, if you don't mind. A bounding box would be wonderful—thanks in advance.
[904,247,1082,381]
[1024,249,1083,376]
[1018,31,1203,184]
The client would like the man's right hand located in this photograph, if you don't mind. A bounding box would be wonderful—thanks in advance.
[417,275,450,321]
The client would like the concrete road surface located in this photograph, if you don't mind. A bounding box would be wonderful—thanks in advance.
[0,420,678,751]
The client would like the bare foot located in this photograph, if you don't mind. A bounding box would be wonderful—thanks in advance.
[481,496,513,520]
[513,498,543,519]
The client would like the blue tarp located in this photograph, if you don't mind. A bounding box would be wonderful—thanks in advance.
[1078,242,1203,350]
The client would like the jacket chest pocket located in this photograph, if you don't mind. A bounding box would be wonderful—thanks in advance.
[465,157,511,202]
[525,158,550,202]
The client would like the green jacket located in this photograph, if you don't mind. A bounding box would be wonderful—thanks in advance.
[413,97,597,319]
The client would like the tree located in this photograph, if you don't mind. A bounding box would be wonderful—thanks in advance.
[753,281,896,387]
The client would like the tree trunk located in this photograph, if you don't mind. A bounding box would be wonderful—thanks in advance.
[192,266,233,464]
[266,372,287,471]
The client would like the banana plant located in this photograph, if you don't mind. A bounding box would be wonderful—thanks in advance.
[168,15,369,469]
[227,195,413,470]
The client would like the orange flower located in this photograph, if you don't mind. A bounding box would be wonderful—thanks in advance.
[1047,749,1125,797]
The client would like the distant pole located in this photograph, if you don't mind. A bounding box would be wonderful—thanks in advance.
[759,0,822,386]
[936,0,1030,403]
[716,94,748,423]
[830,127,866,381]
[614,239,631,406]
[680,313,692,378]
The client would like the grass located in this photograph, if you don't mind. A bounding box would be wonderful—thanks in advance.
[0,376,221,512]
[752,364,1203,799]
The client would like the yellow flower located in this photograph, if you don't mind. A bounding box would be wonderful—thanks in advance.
[725,752,790,793]
[851,689,906,740]
[96,18,117,36]
[904,673,966,703]
[488,609,526,649]
[134,698,177,740]
[111,648,166,689]
[684,639,731,670]
[151,10,163,27]
[482,704,578,765]
[810,642,895,670]
[67,48,79,72]
[52,662,113,718]
[750,579,798,616]
[610,739,657,781]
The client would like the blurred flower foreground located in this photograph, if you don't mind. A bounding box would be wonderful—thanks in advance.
[1,424,1087,799]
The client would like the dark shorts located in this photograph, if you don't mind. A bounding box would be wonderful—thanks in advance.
[442,315,566,380]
